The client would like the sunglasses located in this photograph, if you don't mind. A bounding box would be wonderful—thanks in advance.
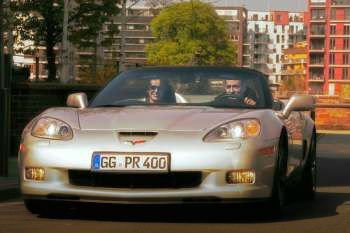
[226,85,240,89]
[149,85,160,91]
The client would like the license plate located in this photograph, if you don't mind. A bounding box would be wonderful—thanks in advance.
[91,152,170,172]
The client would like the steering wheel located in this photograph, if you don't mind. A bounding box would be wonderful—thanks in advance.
[214,93,244,106]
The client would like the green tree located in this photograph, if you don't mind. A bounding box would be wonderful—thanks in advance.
[280,76,305,97]
[146,0,236,66]
[11,0,120,82]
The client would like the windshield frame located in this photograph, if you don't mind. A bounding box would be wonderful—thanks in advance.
[89,66,273,109]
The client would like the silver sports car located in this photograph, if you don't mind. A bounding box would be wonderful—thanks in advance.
[19,67,317,214]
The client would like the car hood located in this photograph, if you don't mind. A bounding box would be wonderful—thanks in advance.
[78,106,254,132]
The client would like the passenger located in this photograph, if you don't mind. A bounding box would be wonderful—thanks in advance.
[146,79,176,104]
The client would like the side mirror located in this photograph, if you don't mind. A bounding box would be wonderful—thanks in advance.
[67,92,88,109]
[282,95,315,119]
[272,100,285,111]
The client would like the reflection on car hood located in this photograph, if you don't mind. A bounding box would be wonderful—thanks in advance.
[78,106,253,132]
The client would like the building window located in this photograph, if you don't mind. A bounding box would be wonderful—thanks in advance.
[344,25,350,35]
[346,8,350,20]
[330,25,336,35]
[277,15,282,22]
[345,38,350,49]
[331,8,336,20]
[329,68,335,80]
[330,38,336,50]
[255,24,259,33]
[253,14,258,21]
[282,35,285,43]
[312,9,325,20]
[276,55,279,63]
[343,68,349,80]
[277,35,280,43]
[127,25,135,30]
[330,53,335,64]
[343,53,349,64]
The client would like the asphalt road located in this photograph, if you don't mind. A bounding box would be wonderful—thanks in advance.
[0,134,350,233]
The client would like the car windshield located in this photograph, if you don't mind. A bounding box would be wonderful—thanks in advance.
[90,67,272,109]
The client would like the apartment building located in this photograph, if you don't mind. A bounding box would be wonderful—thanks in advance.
[16,4,248,81]
[215,7,247,66]
[280,42,307,96]
[243,11,306,85]
[307,0,350,95]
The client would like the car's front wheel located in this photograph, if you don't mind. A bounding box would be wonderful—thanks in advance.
[269,135,288,215]
[301,130,317,200]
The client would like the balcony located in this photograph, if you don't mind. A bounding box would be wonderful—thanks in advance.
[310,16,326,22]
[310,0,326,7]
[310,29,326,37]
[309,58,324,66]
[309,74,325,82]
[254,48,273,54]
[253,38,271,44]
[281,70,306,76]
[281,58,307,64]
[253,58,270,64]
[331,0,350,6]
[310,44,325,52]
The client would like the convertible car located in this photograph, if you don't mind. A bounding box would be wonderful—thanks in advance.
[19,67,317,214]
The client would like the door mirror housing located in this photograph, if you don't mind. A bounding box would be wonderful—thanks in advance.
[282,95,315,119]
[67,92,88,109]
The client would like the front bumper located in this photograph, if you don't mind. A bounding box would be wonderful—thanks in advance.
[19,130,279,204]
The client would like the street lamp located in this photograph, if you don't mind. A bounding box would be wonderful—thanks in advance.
[0,0,10,176]
[60,0,70,83]
[35,47,39,81]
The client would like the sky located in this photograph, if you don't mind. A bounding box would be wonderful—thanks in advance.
[212,0,308,12]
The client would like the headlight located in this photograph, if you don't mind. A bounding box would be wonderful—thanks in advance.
[203,119,261,142]
[31,117,73,140]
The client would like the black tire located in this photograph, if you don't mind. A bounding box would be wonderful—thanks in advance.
[24,199,46,214]
[269,135,288,215]
[24,199,69,216]
[301,130,317,200]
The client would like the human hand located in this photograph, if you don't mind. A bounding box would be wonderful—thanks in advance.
[244,97,256,106]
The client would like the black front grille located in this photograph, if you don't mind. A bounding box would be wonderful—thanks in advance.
[68,170,202,189]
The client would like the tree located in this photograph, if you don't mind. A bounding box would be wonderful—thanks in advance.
[145,0,236,66]
[11,0,120,82]
[280,76,305,97]
[77,58,117,85]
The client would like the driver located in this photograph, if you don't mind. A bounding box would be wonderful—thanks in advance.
[216,79,257,106]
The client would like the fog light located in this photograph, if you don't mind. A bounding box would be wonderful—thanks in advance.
[25,167,45,181]
[226,170,255,184]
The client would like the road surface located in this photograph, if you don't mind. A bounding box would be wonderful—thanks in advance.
[0,134,349,233]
